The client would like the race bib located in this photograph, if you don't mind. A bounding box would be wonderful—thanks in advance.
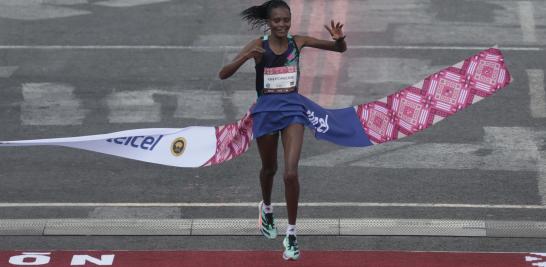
[264,66,298,89]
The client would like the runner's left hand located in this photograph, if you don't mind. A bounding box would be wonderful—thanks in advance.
[324,20,345,40]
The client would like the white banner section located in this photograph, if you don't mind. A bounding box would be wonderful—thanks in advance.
[0,127,218,168]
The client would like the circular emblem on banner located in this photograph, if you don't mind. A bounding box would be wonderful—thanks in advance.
[171,137,186,157]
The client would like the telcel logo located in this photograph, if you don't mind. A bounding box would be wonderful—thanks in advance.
[106,135,163,151]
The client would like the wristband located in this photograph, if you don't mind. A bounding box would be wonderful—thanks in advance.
[334,35,346,42]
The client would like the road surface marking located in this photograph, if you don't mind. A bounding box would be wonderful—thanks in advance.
[43,0,88,5]
[94,0,170,7]
[0,0,90,20]
[298,0,326,96]
[107,90,161,123]
[172,90,225,120]
[527,69,546,118]
[317,0,348,106]
[519,1,537,43]
[107,89,226,123]
[21,83,88,125]
[288,0,303,33]
[535,128,546,204]
[0,66,18,78]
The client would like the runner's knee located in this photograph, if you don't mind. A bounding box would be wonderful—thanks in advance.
[261,165,278,177]
[283,170,298,183]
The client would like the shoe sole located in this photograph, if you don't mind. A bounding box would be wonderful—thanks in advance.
[282,252,300,261]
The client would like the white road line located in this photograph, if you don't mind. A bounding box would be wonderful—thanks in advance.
[193,34,256,47]
[527,69,546,118]
[94,0,170,8]
[0,202,545,209]
[519,1,537,43]
[0,45,542,51]
[44,0,88,5]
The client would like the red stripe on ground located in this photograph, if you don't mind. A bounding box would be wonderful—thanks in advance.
[298,0,326,96]
[0,251,541,267]
[318,0,349,107]
[288,0,303,34]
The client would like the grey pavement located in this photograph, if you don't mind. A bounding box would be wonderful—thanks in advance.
[0,0,546,252]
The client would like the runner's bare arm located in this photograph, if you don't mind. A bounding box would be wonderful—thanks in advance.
[218,39,264,80]
[296,20,346,52]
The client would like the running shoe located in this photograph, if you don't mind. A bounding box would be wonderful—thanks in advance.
[258,201,277,239]
[282,234,300,260]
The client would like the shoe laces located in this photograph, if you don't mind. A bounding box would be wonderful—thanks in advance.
[287,235,298,249]
[264,213,275,226]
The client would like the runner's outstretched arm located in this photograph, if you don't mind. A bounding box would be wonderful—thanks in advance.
[296,20,346,52]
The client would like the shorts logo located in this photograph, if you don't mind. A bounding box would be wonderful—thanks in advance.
[171,137,186,157]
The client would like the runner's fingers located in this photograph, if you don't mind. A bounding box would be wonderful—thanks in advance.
[324,25,333,35]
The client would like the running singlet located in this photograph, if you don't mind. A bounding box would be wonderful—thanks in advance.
[255,34,300,96]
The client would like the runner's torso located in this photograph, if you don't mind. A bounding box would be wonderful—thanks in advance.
[255,34,300,97]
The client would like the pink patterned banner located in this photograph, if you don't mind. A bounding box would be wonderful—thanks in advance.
[355,47,511,144]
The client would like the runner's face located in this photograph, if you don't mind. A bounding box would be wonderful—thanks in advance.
[268,7,291,38]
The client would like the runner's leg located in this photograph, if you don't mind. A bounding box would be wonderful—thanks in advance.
[281,124,304,225]
[257,132,279,205]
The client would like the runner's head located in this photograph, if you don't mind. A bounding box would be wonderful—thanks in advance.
[241,0,291,37]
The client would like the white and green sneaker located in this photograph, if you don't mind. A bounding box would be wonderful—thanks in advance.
[258,201,277,239]
[282,234,300,260]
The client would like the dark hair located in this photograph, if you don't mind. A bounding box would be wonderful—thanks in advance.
[240,0,291,29]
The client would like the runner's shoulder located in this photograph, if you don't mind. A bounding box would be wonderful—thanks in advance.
[291,34,308,49]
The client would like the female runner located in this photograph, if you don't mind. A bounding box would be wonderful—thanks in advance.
[218,0,346,260]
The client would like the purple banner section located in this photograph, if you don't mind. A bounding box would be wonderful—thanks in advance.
[300,95,373,147]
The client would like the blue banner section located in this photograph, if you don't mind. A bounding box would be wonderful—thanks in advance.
[299,95,372,147]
